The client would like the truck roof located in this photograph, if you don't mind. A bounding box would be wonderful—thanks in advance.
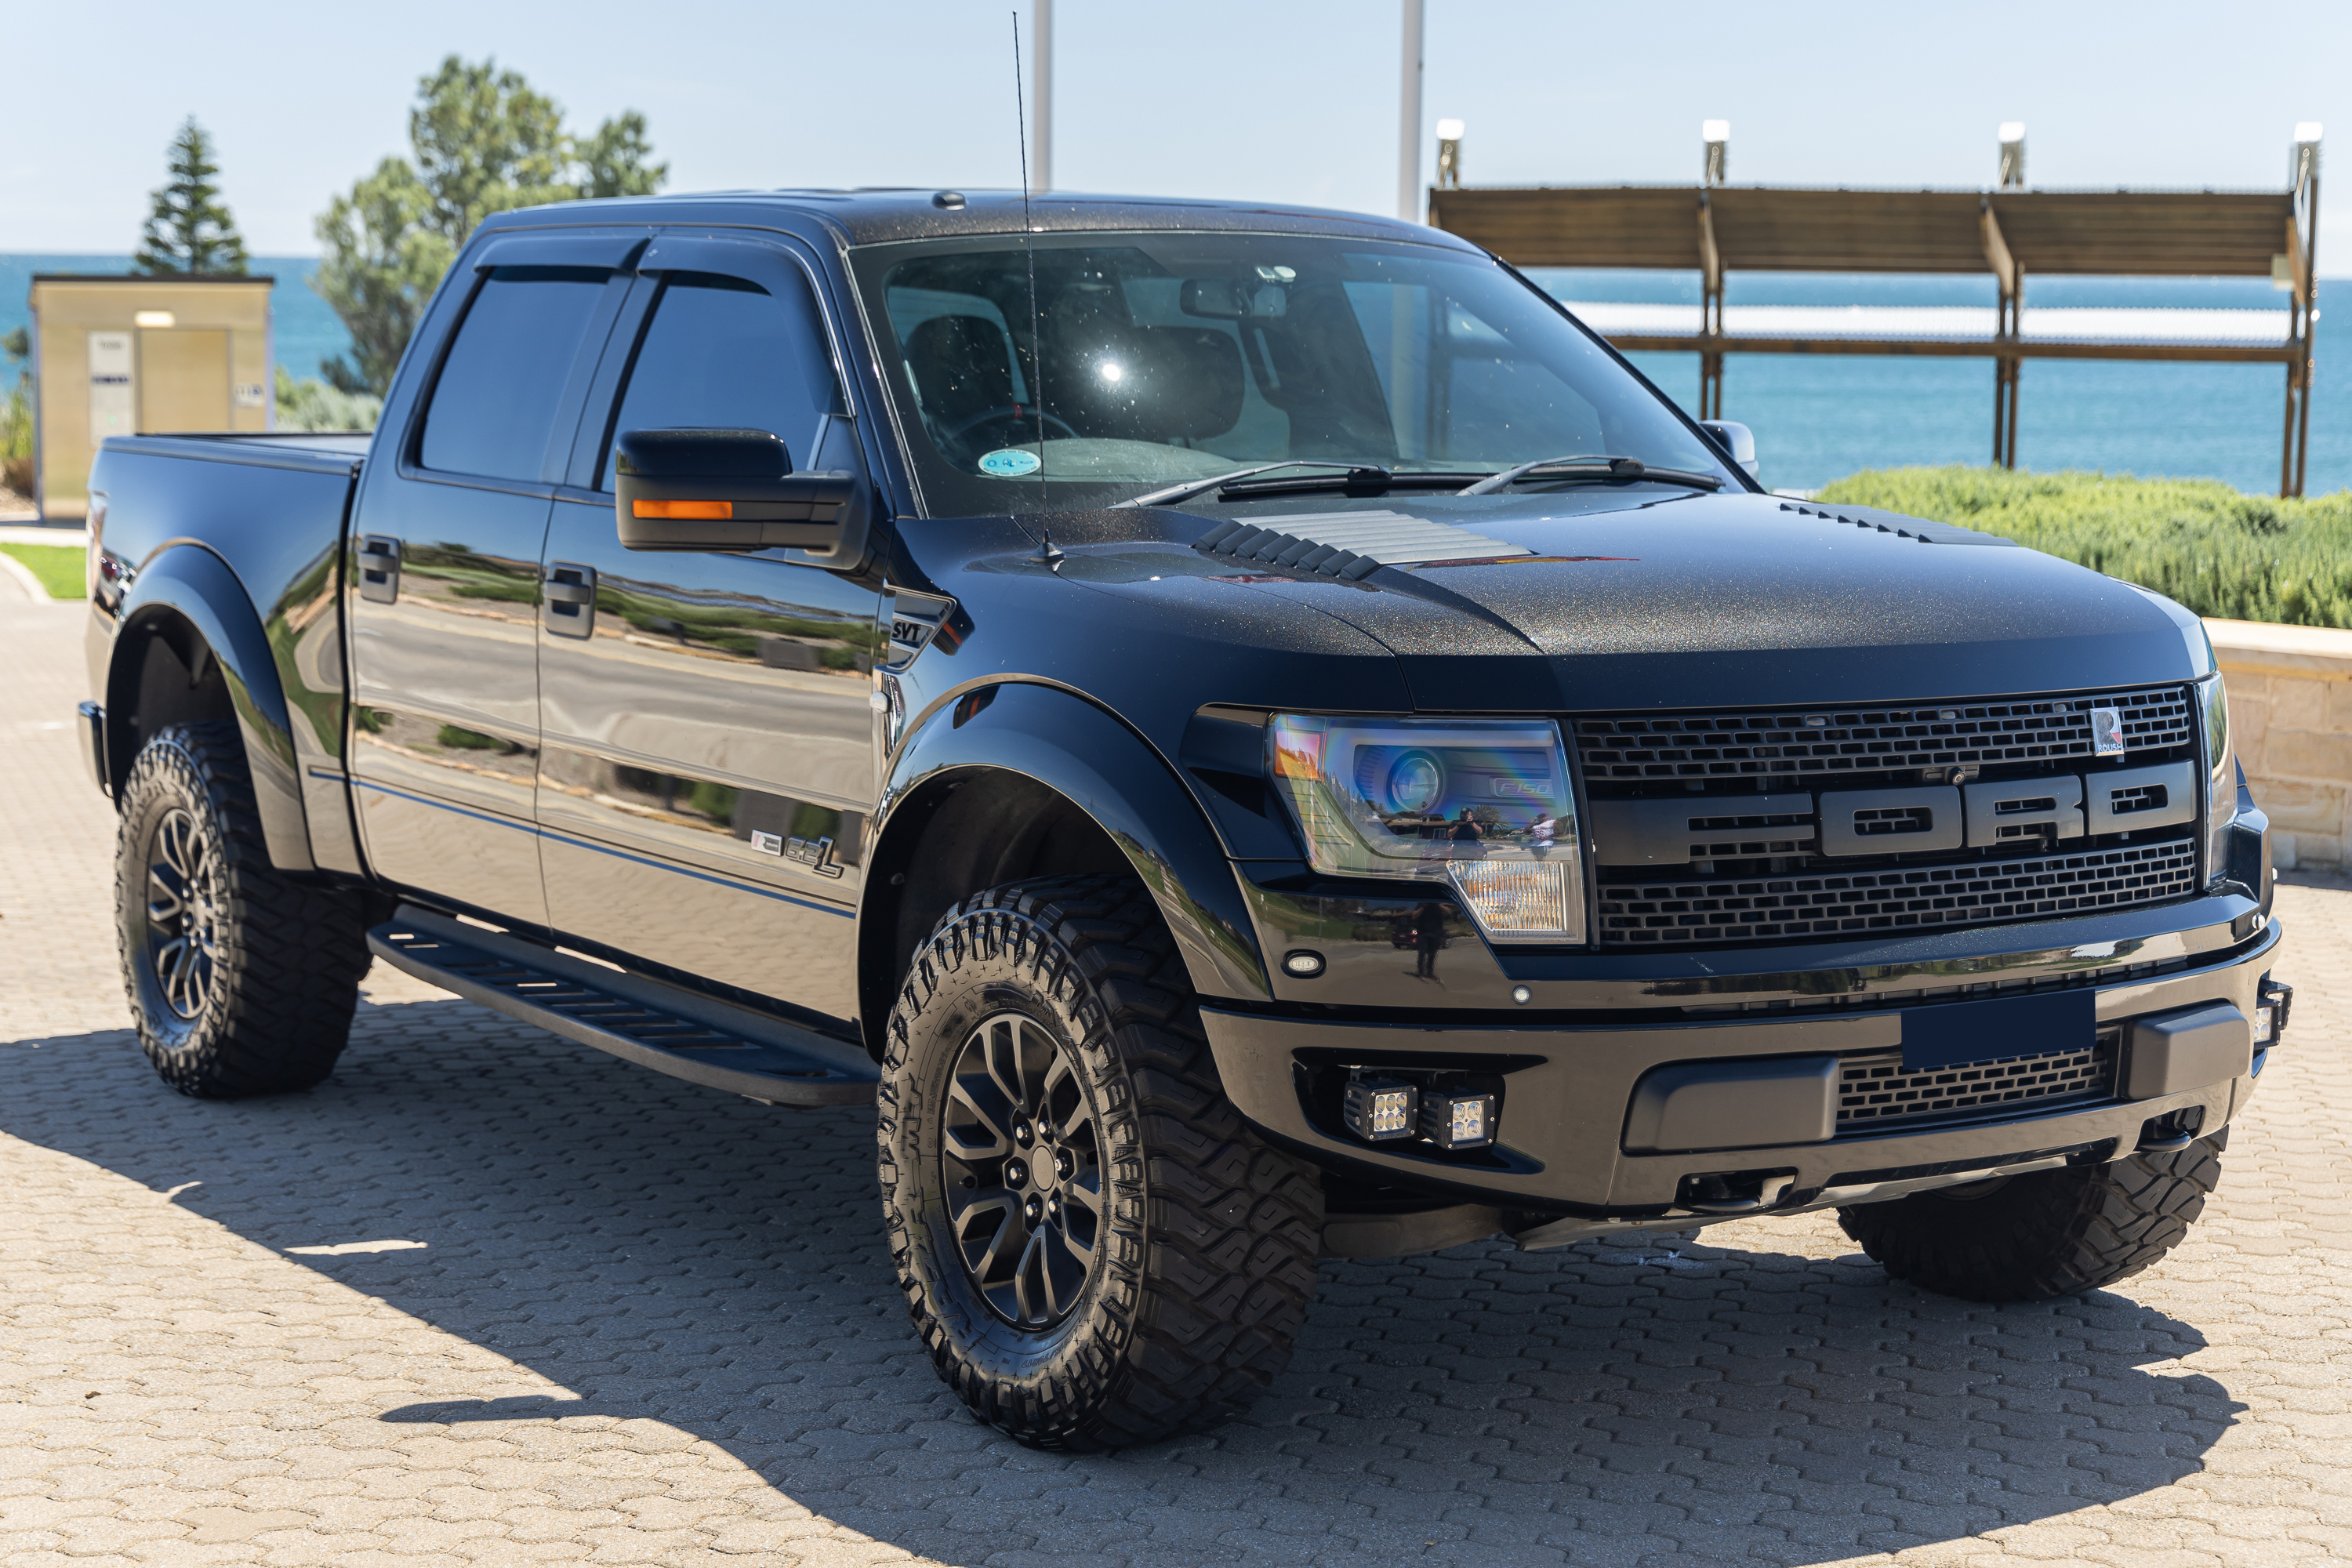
[474,188,1486,251]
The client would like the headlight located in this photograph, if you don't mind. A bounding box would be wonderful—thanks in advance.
[1267,715,1584,943]
[2200,673,2234,887]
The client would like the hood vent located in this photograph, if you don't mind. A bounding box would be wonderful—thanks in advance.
[1196,509,1533,580]
[1779,501,2015,548]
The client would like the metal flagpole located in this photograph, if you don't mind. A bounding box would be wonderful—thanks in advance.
[1033,0,1053,192]
[1398,0,1423,222]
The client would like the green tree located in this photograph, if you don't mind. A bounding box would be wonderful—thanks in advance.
[313,56,667,395]
[2,328,32,497]
[133,118,249,276]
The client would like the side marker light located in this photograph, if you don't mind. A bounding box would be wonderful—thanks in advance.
[1281,950,1326,978]
[633,499,734,520]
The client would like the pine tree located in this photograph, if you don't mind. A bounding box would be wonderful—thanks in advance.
[134,118,250,276]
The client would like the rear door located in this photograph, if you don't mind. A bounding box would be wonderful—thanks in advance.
[534,234,881,1022]
[346,236,637,926]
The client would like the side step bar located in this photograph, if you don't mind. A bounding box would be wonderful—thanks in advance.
[367,905,878,1107]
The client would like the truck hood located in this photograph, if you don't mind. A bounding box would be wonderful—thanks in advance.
[1025,488,2211,712]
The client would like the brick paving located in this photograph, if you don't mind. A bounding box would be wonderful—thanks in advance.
[5,587,2352,1566]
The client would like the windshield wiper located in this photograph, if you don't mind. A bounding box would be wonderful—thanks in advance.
[1114,461,1363,510]
[1458,455,1724,495]
[1216,467,1490,501]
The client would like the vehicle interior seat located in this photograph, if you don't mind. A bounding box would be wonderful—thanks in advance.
[904,314,1020,440]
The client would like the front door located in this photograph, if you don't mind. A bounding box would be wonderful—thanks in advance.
[535,236,881,1022]
[347,248,634,926]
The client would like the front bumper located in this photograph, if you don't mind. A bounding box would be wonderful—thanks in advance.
[1203,913,2281,1229]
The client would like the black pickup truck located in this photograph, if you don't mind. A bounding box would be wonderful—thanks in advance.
[78,188,2289,1450]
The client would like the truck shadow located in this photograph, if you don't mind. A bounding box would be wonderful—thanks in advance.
[4,996,2244,1566]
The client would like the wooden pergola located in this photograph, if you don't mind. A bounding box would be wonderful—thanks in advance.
[1429,171,2322,495]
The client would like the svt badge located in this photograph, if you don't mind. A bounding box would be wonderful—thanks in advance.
[2089,706,2126,757]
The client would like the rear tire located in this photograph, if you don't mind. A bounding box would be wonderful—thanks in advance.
[1837,1133,2224,1302]
[879,874,1323,1450]
[114,721,372,1097]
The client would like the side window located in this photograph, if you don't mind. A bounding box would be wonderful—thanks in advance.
[419,265,612,481]
[599,269,844,489]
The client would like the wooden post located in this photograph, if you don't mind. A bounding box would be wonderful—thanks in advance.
[1984,200,2022,469]
[1698,194,1724,418]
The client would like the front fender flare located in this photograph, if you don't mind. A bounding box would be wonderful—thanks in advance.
[866,680,1271,1014]
[111,544,314,873]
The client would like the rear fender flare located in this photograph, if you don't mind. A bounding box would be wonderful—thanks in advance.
[861,681,1271,1030]
[111,544,314,873]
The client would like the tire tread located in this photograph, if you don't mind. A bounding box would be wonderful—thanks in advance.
[1838,1134,2223,1302]
[879,873,1322,1450]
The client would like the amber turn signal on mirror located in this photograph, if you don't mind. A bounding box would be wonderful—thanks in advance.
[631,499,735,520]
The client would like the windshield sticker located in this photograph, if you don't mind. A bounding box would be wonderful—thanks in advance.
[978,448,1042,477]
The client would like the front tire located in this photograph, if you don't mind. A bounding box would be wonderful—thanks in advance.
[114,721,372,1097]
[1838,1133,2224,1302]
[879,875,1323,1450]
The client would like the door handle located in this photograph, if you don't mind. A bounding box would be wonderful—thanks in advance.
[543,562,597,638]
[357,535,401,604]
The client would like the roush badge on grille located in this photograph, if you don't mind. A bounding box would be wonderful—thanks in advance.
[2090,707,2125,757]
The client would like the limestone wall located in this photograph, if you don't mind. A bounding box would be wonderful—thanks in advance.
[2208,618,2352,870]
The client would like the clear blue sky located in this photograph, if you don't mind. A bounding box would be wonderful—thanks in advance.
[8,0,2348,268]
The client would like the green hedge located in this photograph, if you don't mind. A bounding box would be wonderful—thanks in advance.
[1813,466,2352,630]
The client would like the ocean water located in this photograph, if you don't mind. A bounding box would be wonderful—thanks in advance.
[2,253,354,386]
[1534,269,2346,497]
[5,252,2339,495]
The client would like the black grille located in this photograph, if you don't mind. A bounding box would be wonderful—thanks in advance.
[1837,1039,2117,1129]
[1598,837,2198,947]
[1577,686,2190,781]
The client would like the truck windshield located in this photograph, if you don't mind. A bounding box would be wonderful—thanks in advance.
[852,231,1729,516]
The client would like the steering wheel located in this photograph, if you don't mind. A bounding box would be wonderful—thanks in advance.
[946,406,1080,445]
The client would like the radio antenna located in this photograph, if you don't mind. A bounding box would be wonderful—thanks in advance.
[1013,10,1049,530]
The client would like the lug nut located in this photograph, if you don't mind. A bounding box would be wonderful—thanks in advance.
[1014,1120,1033,1146]
[1024,1195,1044,1221]
[1005,1159,1026,1188]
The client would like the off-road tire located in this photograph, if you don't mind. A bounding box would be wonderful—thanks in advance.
[1838,1133,2225,1301]
[115,720,372,1097]
[879,874,1323,1450]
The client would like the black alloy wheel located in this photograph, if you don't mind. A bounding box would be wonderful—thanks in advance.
[140,807,222,1020]
[880,874,1324,1450]
[942,1011,1105,1328]
[114,720,372,1097]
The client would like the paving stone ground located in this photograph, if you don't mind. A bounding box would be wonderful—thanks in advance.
[5,588,2352,1566]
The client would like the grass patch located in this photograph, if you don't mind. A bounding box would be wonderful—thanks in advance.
[0,542,82,599]
[1815,466,2352,630]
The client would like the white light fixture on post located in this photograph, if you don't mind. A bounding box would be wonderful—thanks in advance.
[1399,0,1425,220]
[1998,122,2027,190]
[2292,122,2323,191]
[1702,120,1730,186]
[1436,118,1464,190]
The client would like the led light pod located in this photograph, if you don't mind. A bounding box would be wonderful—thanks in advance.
[1341,1076,1419,1142]
[1420,1090,1498,1150]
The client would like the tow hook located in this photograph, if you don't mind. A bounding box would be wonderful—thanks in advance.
[1675,1169,1798,1214]
[2138,1106,2205,1153]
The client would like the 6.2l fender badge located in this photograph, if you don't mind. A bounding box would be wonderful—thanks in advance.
[751,830,844,877]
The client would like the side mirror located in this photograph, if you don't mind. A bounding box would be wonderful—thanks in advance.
[1698,419,1760,483]
[614,428,859,553]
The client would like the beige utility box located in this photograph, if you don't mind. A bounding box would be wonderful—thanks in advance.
[27,274,274,521]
